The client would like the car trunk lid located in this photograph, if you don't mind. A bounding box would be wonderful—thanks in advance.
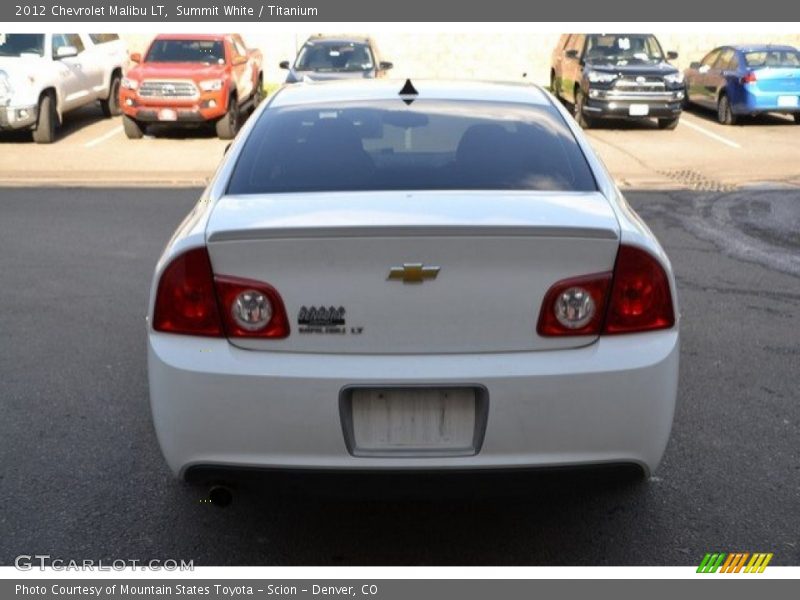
[205,191,620,354]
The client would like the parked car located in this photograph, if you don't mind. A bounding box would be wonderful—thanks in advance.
[119,34,264,140]
[0,33,126,143]
[279,35,392,83]
[684,45,800,125]
[550,33,685,129]
[147,80,679,492]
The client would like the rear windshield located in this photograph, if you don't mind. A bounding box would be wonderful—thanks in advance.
[227,99,597,194]
[145,39,225,64]
[744,50,800,68]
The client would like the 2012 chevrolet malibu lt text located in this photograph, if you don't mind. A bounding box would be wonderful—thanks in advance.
[147,80,680,482]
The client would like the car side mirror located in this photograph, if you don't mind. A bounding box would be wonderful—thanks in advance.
[689,61,700,69]
[699,64,711,74]
[379,61,393,71]
[279,60,290,70]
[130,52,142,63]
[667,51,679,60]
[233,55,247,66]
[565,49,579,59]
[55,45,78,59]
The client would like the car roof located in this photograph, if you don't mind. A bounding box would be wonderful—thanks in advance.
[270,79,551,108]
[728,44,797,52]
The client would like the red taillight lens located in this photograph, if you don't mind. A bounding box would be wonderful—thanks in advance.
[741,71,757,84]
[214,276,290,338]
[153,248,290,339]
[603,245,675,335]
[153,247,224,337]
[537,272,613,336]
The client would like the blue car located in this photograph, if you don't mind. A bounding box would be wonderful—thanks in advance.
[684,45,800,125]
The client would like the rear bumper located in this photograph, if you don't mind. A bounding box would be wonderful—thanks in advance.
[734,88,800,114]
[148,330,679,478]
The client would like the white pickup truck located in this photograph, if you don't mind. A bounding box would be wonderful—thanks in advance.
[0,33,127,143]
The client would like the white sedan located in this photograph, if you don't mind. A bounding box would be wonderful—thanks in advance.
[148,80,679,486]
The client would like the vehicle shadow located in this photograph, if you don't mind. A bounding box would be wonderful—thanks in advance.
[683,103,797,126]
[176,466,659,566]
[0,104,115,145]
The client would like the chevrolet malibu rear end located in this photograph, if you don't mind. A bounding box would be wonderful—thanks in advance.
[147,80,679,481]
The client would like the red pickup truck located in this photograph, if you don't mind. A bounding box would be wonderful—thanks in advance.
[120,33,264,139]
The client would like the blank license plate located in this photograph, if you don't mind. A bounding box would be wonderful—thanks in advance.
[628,104,650,116]
[777,95,798,107]
[348,388,478,455]
[158,108,177,121]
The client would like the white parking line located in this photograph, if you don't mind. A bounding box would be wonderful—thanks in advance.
[680,117,742,149]
[83,125,123,148]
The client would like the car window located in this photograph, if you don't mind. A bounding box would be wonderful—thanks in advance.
[0,33,45,57]
[565,34,583,55]
[89,34,119,44]
[700,49,721,68]
[53,34,84,56]
[743,50,800,68]
[227,100,598,194]
[295,41,374,72]
[145,39,225,64]
[714,49,735,70]
[231,35,247,58]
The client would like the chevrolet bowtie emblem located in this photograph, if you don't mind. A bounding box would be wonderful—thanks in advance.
[387,263,440,284]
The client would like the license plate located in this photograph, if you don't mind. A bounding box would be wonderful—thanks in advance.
[629,104,650,116]
[158,108,177,121]
[346,388,480,455]
[777,95,799,107]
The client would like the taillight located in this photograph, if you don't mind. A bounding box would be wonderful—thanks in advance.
[153,247,223,336]
[741,71,757,84]
[214,276,290,338]
[537,272,612,336]
[153,247,289,339]
[603,245,675,335]
[537,245,675,337]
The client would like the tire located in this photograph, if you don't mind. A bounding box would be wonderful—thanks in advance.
[100,73,122,117]
[573,88,594,129]
[658,116,680,130]
[793,113,800,124]
[717,94,738,125]
[215,96,240,140]
[122,114,144,139]
[31,93,56,144]
[253,76,265,108]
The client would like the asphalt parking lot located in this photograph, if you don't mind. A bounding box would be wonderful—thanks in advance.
[1,181,798,566]
[1,98,799,566]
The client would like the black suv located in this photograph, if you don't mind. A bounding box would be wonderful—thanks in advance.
[280,35,393,83]
[550,33,685,129]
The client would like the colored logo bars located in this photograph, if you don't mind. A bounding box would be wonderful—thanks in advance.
[697,552,774,573]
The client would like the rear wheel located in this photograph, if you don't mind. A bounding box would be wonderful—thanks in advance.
[717,94,738,125]
[215,95,240,140]
[122,114,145,139]
[32,93,56,144]
[100,73,122,117]
[658,116,680,130]
[573,88,595,129]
